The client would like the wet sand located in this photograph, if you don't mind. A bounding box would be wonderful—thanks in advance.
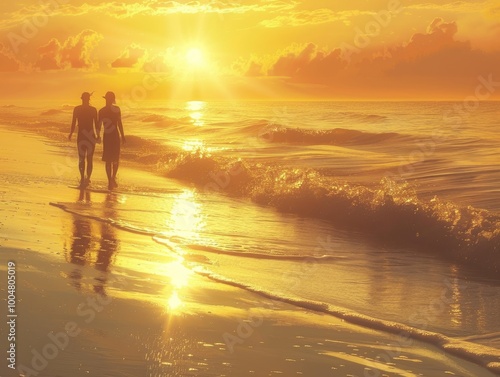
[0,127,498,377]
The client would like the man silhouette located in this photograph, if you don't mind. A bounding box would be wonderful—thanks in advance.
[68,92,98,188]
[97,92,126,190]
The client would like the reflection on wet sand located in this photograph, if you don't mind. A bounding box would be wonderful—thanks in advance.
[67,189,92,290]
[66,190,119,296]
[94,193,119,295]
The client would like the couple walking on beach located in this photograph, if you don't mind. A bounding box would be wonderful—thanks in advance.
[68,91,126,190]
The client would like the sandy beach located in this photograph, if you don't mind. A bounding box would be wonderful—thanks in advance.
[0,126,499,377]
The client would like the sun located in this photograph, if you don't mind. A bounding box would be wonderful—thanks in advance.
[185,47,205,68]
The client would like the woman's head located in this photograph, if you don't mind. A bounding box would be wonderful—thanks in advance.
[103,91,116,104]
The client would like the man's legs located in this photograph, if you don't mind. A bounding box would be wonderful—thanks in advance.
[86,144,95,184]
[78,143,86,187]
[78,139,95,187]
[78,156,85,186]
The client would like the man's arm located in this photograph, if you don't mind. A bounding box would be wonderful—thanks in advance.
[68,108,77,140]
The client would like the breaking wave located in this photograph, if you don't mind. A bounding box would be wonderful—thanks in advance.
[163,153,500,273]
[261,126,400,146]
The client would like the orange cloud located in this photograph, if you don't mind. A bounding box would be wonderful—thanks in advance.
[398,18,463,61]
[35,29,102,70]
[0,0,297,21]
[261,9,370,28]
[269,43,317,77]
[244,18,500,98]
[111,44,146,68]
[0,45,21,72]
[142,54,171,74]
[245,61,264,77]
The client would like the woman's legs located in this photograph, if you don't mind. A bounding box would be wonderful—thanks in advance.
[106,161,119,189]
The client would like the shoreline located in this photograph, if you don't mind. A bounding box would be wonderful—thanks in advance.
[0,125,499,376]
[3,243,499,377]
[51,197,500,375]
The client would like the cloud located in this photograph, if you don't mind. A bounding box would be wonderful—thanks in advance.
[35,29,103,70]
[385,19,499,84]
[245,61,264,77]
[260,9,371,28]
[111,44,146,68]
[142,54,172,74]
[406,1,489,13]
[36,38,61,70]
[105,0,297,17]
[0,44,24,72]
[139,47,193,75]
[390,18,464,62]
[269,43,317,76]
[0,0,298,25]
[243,18,500,97]
[292,48,346,84]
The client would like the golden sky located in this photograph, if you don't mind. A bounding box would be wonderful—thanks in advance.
[1,0,499,100]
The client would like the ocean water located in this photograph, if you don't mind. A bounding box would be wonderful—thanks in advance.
[2,100,500,369]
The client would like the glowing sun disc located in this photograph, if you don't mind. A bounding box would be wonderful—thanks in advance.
[185,48,204,68]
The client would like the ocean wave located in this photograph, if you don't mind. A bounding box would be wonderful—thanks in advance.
[153,236,346,262]
[252,172,500,272]
[239,119,276,133]
[140,114,179,123]
[338,112,388,122]
[141,114,166,122]
[41,109,65,116]
[163,151,252,194]
[163,154,500,272]
[261,126,399,146]
[237,120,400,146]
[49,202,158,236]
[121,135,163,150]
[18,120,67,131]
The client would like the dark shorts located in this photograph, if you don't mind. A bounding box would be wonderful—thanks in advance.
[77,136,95,159]
[102,133,120,162]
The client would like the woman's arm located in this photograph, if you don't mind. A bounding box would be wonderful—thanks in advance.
[117,108,126,143]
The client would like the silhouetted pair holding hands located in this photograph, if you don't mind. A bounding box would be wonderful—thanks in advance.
[68,91,126,190]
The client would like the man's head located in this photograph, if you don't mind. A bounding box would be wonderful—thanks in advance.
[103,91,116,104]
[81,92,92,103]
